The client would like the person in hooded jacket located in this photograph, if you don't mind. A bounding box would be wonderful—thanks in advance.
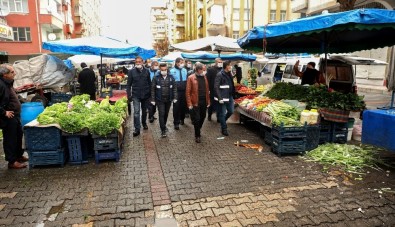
[0,64,28,169]
[170,57,188,130]
[78,62,96,100]
[127,56,151,137]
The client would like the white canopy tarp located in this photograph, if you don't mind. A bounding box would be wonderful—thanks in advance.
[68,54,134,67]
[170,35,243,52]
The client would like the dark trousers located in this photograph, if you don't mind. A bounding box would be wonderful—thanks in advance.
[173,91,186,125]
[148,102,156,119]
[207,95,217,118]
[190,99,207,137]
[2,117,23,164]
[157,101,172,132]
[132,97,149,131]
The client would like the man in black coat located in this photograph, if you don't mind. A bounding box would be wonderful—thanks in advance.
[78,62,96,100]
[206,58,223,121]
[127,56,151,137]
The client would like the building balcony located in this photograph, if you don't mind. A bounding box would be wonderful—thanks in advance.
[292,0,308,13]
[39,14,64,30]
[175,8,185,14]
[207,24,226,36]
[307,1,338,15]
[74,15,81,24]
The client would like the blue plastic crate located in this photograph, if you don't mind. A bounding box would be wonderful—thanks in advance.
[51,93,73,104]
[28,148,66,168]
[272,137,306,156]
[25,126,63,151]
[319,132,331,144]
[264,127,272,145]
[331,130,348,144]
[306,125,320,151]
[65,136,89,165]
[362,110,395,152]
[100,87,113,98]
[271,124,307,139]
[93,134,119,151]
[95,149,121,163]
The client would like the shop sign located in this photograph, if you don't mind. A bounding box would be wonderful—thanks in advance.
[0,24,14,41]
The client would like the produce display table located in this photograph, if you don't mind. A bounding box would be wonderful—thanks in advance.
[237,106,271,127]
[362,110,395,152]
[96,90,127,103]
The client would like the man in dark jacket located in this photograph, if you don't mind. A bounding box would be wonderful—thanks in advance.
[78,62,96,100]
[214,60,235,136]
[0,64,28,169]
[127,56,151,137]
[206,58,223,121]
[151,63,177,138]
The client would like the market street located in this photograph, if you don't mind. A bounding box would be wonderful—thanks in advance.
[0,97,395,227]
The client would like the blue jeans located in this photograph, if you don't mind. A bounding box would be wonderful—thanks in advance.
[217,97,234,130]
[132,97,149,132]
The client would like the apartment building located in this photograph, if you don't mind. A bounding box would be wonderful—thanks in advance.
[0,0,100,63]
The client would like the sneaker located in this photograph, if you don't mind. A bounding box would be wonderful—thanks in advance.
[195,137,201,143]
[221,129,229,136]
[161,131,167,138]
[8,161,27,169]
[133,131,140,137]
[143,125,148,130]
[174,125,180,130]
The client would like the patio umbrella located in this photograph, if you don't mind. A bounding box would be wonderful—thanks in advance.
[181,51,256,62]
[170,35,243,53]
[237,9,395,54]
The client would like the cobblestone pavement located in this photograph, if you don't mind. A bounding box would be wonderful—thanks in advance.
[0,110,395,226]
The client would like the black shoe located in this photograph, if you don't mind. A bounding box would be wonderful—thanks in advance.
[208,115,212,121]
[149,117,154,123]
[180,120,184,125]
[222,130,229,136]
[174,125,180,130]
[161,131,167,138]
[143,125,148,130]
[195,137,201,143]
[217,119,220,123]
[133,131,140,137]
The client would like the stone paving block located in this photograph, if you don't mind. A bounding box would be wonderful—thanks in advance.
[265,193,284,201]
[172,205,183,214]
[307,213,333,225]
[212,207,232,216]
[194,208,214,220]
[219,220,242,227]
[217,199,237,207]
[188,218,208,227]
[206,214,228,225]
[174,211,196,222]
[260,207,281,215]
[0,216,14,225]
[322,181,339,188]
[135,217,155,227]
[0,192,17,199]
[233,197,252,205]
[224,212,246,221]
[291,216,313,226]
[256,214,279,224]
[182,203,202,212]
[239,217,261,226]
[277,205,296,213]
[200,201,219,209]
[261,200,280,208]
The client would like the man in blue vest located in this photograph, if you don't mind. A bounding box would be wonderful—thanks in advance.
[170,57,188,130]
[151,63,178,138]
[127,56,151,137]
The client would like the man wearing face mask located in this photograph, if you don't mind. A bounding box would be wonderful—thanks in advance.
[127,56,151,137]
[214,60,235,136]
[170,57,188,130]
[148,61,159,123]
[186,63,210,143]
[206,58,223,121]
[151,63,178,138]
[0,64,28,169]
[145,59,152,69]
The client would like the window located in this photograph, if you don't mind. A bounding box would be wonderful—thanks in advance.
[244,9,250,20]
[233,9,239,20]
[280,10,286,21]
[8,0,25,12]
[232,31,239,39]
[270,10,276,22]
[12,27,31,41]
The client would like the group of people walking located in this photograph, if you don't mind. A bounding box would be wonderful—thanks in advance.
[126,56,236,143]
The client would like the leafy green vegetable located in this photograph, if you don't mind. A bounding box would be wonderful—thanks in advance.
[58,112,87,133]
[37,114,58,125]
[264,101,301,126]
[88,112,122,136]
[69,94,90,105]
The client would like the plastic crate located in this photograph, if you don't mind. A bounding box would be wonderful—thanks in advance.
[271,124,307,139]
[319,132,331,144]
[95,149,121,163]
[272,137,306,156]
[264,127,272,145]
[28,148,66,168]
[65,136,89,165]
[331,130,348,144]
[51,93,73,104]
[120,84,128,90]
[92,133,119,151]
[25,126,63,151]
[306,125,320,151]
[332,122,348,131]
[100,87,113,98]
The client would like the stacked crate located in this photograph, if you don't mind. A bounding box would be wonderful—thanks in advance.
[331,122,348,144]
[63,130,90,165]
[271,124,307,156]
[319,120,332,144]
[92,131,121,163]
[306,125,320,151]
[24,126,65,168]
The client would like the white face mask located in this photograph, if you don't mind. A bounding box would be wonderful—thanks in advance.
[217,63,223,68]
[202,71,207,76]
[161,71,167,76]
[187,63,192,68]
[135,64,143,69]
[179,64,185,68]
[147,63,151,67]
[153,66,159,70]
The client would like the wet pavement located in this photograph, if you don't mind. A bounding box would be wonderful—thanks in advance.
[1,98,395,226]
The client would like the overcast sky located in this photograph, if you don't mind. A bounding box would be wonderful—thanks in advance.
[100,0,164,49]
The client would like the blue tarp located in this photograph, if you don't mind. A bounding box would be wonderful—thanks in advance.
[238,9,395,53]
[43,36,156,59]
[181,51,256,61]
